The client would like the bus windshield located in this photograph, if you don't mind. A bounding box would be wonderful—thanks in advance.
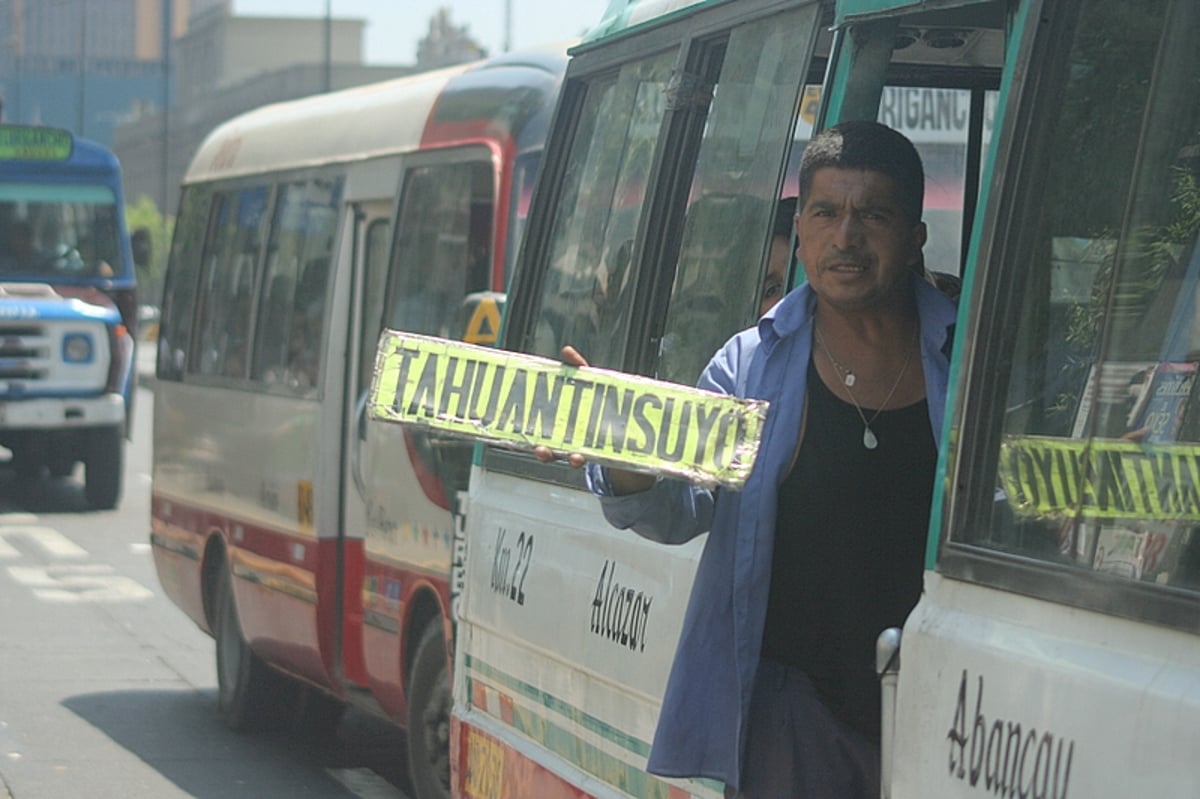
[0,184,121,279]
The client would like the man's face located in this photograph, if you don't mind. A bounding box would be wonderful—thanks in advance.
[797,167,925,313]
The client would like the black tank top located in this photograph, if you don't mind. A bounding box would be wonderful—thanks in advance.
[761,357,935,741]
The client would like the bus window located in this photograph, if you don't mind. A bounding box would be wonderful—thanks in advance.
[357,217,391,399]
[253,177,342,392]
[506,151,542,281]
[657,5,820,385]
[0,184,121,277]
[157,187,207,381]
[387,160,493,338]
[192,186,269,379]
[524,50,677,369]
[955,0,1200,605]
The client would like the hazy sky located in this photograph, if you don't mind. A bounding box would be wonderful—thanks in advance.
[232,1,613,64]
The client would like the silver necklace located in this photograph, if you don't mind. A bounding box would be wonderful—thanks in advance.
[813,326,916,450]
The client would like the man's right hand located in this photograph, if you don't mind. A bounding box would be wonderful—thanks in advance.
[532,346,656,496]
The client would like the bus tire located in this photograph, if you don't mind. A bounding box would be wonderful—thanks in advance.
[84,425,123,509]
[214,563,291,731]
[406,621,451,799]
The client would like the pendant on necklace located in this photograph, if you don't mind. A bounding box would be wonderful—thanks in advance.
[844,372,856,387]
[863,426,878,450]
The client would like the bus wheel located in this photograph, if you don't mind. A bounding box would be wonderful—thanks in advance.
[214,564,291,731]
[84,426,123,509]
[407,622,451,799]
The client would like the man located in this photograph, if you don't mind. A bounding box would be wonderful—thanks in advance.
[540,120,957,796]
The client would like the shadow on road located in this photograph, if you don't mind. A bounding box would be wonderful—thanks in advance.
[63,688,413,798]
[0,467,95,513]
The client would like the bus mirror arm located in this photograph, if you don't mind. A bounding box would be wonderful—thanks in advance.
[352,391,369,497]
[876,627,902,799]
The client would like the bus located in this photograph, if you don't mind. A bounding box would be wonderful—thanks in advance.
[149,45,568,799]
[450,1,1200,797]
[0,123,139,509]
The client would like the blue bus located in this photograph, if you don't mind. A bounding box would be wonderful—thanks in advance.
[0,124,139,509]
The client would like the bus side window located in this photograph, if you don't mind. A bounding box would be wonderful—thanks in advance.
[656,9,817,386]
[357,219,391,399]
[960,3,1200,597]
[387,161,493,337]
[525,53,676,370]
[253,177,342,392]
[158,188,207,381]
[192,185,268,380]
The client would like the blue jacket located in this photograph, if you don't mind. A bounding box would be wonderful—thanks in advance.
[587,275,958,790]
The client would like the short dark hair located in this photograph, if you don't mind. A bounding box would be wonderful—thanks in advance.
[798,120,925,225]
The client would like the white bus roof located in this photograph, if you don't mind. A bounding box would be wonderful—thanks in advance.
[183,61,477,185]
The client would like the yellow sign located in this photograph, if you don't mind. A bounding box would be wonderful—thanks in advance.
[998,435,1200,521]
[463,296,502,346]
[369,330,768,489]
[0,125,73,161]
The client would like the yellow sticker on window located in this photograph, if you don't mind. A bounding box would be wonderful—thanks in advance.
[998,435,1200,521]
[368,330,768,489]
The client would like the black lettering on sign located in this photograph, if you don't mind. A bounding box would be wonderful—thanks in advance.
[589,560,653,652]
[489,527,533,605]
[946,670,1075,799]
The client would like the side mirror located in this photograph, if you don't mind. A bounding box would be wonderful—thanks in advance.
[131,227,152,269]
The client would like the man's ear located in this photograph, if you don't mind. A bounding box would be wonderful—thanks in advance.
[910,221,928,267]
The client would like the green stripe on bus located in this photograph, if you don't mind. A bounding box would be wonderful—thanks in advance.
[466,654,650,756]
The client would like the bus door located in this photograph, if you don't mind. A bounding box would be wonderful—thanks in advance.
[336,195,395,692]
[879,0,1200,795]
[349,148,496,719]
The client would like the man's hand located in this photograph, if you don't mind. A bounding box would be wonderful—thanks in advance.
[531,346,655,495]
[533,346,589,467]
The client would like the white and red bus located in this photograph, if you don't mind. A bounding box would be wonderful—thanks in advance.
[149,46,568,799]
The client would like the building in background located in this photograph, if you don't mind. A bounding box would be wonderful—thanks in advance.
[112,5,414,216]
[1,0,487,299]
[0,0,190,143]
[416,8,487,70]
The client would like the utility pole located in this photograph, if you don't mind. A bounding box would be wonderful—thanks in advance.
[77,0,88,135]
[162,0,172,218]
[12,0,23,122]
[504,0,513,52]
[324,0,332,93]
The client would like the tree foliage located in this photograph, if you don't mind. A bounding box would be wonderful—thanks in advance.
[125,194,173,304]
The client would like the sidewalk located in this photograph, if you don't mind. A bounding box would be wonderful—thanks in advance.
[136,340,156,389]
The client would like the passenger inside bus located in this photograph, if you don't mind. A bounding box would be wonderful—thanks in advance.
[0,220,35,272]
[760,196,797,316]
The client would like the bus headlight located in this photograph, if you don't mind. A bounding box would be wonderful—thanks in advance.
[63,333,95,363]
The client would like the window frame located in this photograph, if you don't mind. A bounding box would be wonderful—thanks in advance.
[382,145,498,342]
